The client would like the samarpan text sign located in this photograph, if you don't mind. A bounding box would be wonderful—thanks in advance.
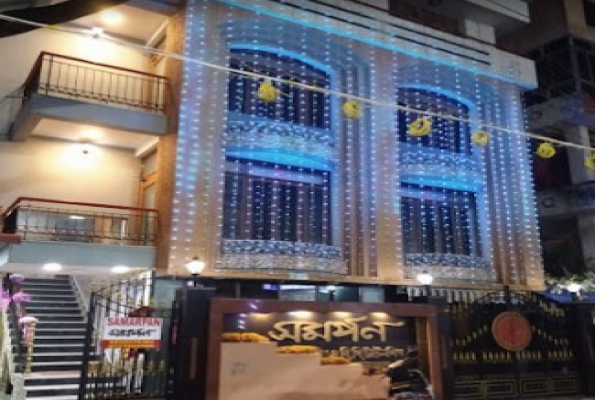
[101,317,163,349]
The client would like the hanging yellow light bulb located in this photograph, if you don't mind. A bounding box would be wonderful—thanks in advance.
[585,152,595,171]
[409,117,432,137]
[257,79,279,103]
[342,100,362,119]
[536,142,556,159]
[471,130,490,146]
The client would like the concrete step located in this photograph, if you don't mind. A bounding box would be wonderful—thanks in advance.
[11,320,86,330]
[23,288,76,295]
[28,314,85,322]
[25,383,79,397]
[35,336,85,344]
[21,277,70,284]
[27,361,83,372]
[26,301,80,308]
[16,352,84,363]
[20,278,72,290]
[24,371,80,386]
[27,306,81,313]
[27,395,77,400]
[14,344,84,353]
[27,295,77,302]
[25,328,86,337]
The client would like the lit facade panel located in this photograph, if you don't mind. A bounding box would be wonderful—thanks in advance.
[170,0,543,288]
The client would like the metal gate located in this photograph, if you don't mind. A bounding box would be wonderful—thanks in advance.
[451,289,580,399]
[78,272,173,400]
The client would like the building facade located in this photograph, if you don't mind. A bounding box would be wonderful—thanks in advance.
[0,0,541,289]
[7,2,593,400]
[163,0,543,290]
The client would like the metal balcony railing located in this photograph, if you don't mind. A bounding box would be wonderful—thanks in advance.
[23,52,170,114]
[1,197,158,246]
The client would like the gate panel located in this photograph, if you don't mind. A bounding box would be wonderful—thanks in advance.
[78,272,173,400]
[450,290,580,399]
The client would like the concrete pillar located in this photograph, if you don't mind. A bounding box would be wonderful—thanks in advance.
[565,126,595,267]
[371,52,402,281]
[565,125,595,184]
[172,287,214,400]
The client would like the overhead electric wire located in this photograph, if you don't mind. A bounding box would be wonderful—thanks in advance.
[1,12,594,153]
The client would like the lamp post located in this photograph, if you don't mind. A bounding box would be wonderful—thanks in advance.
[567,282,583,302]
[416,270,434,299]
[326,284,337,302]
[185,257,206,287]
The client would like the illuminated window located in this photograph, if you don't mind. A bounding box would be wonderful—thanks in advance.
[228,49,331,129]
[401,183,480,256]
[223,158,331,245]
[397,88,470,154]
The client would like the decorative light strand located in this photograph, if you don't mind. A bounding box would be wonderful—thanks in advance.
[1,12,593,154]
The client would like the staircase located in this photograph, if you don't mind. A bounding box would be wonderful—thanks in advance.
[10,276,87,400]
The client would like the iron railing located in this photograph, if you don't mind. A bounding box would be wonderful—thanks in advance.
[23,52,169,113]
[79,272,172,400]
[1,197,158,246]
[2,274,31,375]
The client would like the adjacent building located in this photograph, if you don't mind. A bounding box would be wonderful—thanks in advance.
[503,0,595,276]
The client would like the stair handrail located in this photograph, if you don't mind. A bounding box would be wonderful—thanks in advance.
[0,305,15,392]
[70,275,89,313]
[3,275,25,367]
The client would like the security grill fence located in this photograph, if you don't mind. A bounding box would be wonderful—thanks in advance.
[79,272,173,400]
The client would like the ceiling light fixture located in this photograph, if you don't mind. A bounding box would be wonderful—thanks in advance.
[102,10,123,25]
[111,265,130,274]
[43,263,63,272]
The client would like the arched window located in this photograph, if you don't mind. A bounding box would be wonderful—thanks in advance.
[397,88,471,154]
[228,49,331,129]
[400,184,481,257]
[222,158,332,245]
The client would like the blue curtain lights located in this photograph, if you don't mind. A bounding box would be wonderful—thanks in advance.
[171,0,544,286]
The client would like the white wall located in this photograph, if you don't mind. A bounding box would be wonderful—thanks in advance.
[0,137,140,209]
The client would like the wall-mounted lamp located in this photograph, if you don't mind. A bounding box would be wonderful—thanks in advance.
[567,282,583,302]
[326,284,337,302]
[185,257,205,287]
[416,270,434,298]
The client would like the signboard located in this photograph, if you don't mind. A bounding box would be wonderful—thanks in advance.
[212,301,440,400]
[101,317,163,349]
[223,311,415,366]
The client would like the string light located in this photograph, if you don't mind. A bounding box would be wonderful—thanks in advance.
[408,117,432,137]
[536,142,556,159]
[471,130,490,146]
[342,100,362,119]
[0,12,593,155]
[585,153,595,170]
[0,4,563,285]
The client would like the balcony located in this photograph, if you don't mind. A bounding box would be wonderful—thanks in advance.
[11,52,170,141]
[536,181,595,219]
[0,197,157,269]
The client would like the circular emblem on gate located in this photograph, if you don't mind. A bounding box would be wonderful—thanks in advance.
[491,311,532,351]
